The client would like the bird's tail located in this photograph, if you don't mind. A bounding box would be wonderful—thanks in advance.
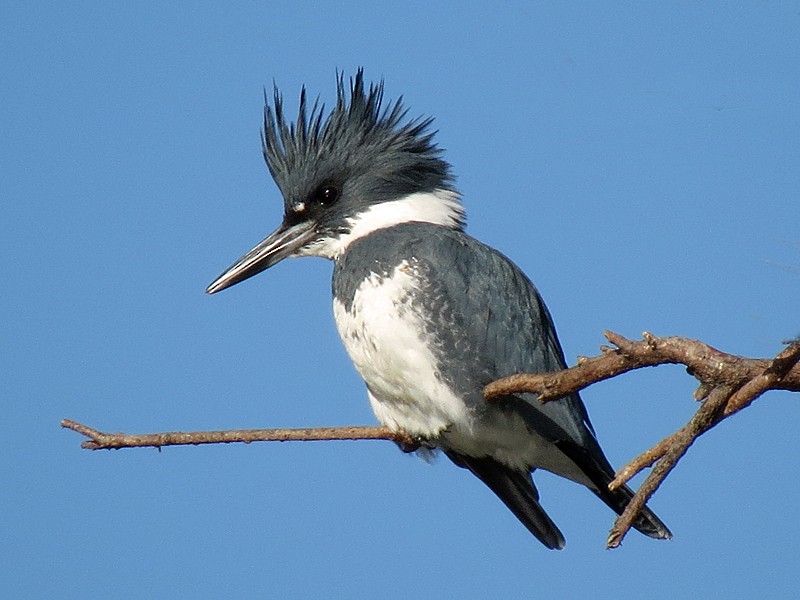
[445,452,566,550]
[544,433,672,542]
[590,480,672,541]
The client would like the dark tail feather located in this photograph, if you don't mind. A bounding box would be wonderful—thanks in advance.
[550,439,672,541]
[446,452,566,550]
[591,482,672,541]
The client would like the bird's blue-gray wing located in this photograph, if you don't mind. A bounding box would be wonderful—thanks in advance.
[403,225,595,446]
[403,225,670,540]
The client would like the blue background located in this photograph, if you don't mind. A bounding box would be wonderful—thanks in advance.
[3,3,798,598]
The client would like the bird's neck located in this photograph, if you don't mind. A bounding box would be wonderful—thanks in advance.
[346,188,464,247]
[309,188,465,260]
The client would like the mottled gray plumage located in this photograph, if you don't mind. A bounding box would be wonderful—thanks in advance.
[207,69,671,549]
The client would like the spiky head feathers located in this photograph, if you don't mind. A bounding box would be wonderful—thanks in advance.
[261,69,458,221]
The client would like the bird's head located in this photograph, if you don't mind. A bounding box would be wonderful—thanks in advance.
[206,69,464,294]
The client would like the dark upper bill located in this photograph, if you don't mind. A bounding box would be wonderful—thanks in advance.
[205,220,316,294]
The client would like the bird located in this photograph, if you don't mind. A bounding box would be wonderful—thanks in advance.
[206,69,671,549]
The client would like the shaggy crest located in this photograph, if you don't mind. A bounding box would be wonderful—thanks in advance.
[261,69,457,204]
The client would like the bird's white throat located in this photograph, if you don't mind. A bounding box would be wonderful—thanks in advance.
[297,188,464,260]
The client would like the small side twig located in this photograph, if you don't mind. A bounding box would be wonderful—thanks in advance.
[723,340,800,417]
[606,384,733,548]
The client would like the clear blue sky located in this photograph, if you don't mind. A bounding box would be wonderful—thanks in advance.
[3,3,798,598]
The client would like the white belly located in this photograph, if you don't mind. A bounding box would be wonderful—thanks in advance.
[332,261,470,437]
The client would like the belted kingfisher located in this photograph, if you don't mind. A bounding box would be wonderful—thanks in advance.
[206,70,671,549]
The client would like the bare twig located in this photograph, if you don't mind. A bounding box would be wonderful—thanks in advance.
[606,384,733,548]
[60,419,417,450]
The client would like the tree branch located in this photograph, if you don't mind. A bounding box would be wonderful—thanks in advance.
[61,331,800,549]
[483,331,800,401]
[486,331,800,548]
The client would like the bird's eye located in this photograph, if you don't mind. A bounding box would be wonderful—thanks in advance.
[311,185,340,206]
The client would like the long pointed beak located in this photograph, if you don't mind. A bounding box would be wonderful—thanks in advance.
[206,220,316,294]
